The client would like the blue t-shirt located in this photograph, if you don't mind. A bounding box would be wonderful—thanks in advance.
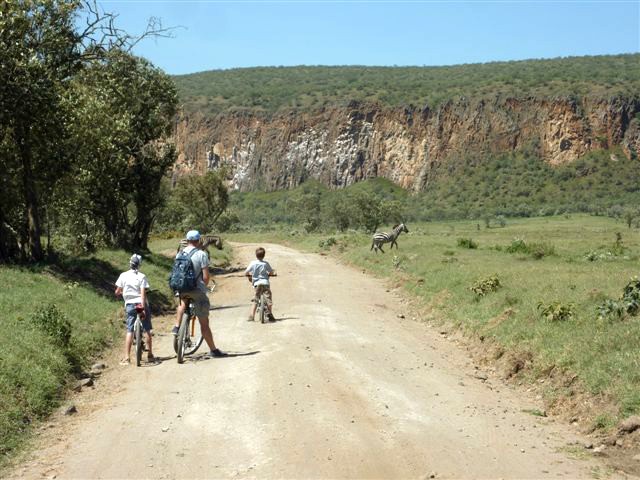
[245,259,273,287]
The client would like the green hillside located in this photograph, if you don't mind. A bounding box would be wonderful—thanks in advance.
[174,54,640,115]
[225,148,640,229]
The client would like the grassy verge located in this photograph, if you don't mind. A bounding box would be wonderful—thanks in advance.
[228,215,640,425]
[0,242,230,467]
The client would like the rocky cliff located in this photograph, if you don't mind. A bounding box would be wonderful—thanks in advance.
[173,96,640,192]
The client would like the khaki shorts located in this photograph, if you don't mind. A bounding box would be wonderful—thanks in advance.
[181,289,210,318]
[254,285,273,306]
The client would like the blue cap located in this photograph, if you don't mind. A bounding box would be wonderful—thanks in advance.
[130,254,142,267]
[186,230,201,241]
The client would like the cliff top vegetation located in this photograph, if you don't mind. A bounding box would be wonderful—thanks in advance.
[173,54,640,115]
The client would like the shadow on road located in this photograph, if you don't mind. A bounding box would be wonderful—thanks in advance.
[270,316,298,322]
[211,304,249,311]
[182,350,261,362]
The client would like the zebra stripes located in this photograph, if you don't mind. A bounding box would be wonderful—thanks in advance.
[177,235,223,253]
[371,223,409,253]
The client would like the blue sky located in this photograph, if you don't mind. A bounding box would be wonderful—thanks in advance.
[100,1,639,75]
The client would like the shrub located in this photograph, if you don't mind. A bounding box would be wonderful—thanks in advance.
[597,277,640,320]
[470,275,501,296]
[529,242,556,259]
[506,238,528,254]
[318,236,337,249]
[457,237,478,249]
[584,250,615,262]
[537,301,575,322]
[612,232,625,255]
[505,238,555,259]
[29,304,72,349]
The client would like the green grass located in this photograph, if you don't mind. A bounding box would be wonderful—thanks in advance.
[228,215,640,422]
[0,243,229,466]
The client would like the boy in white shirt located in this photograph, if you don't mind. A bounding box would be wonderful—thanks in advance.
[115,254,154,365]
[245,247,277,322]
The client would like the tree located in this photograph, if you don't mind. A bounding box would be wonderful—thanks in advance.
[324,192,354,232]
[623,208,638,229]
[0,0,81,260]
[289,181,323,232]
[0,0,174,261]
[171,171,230,234]
[350,191,383,233]
[67,50,178,249]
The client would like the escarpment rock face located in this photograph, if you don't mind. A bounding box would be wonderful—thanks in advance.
[173,96,639,191]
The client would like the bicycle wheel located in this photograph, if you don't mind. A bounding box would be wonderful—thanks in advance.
[134,317,142,367]
[259,295,266,323]
[182,315,204,356]
[176,312,189,364]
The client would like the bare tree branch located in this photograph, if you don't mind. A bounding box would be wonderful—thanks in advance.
[78,0,180,59]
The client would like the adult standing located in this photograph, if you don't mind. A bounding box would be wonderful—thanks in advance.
[173,230,226,358]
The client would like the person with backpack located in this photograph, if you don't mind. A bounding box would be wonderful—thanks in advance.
[169,230,226,358]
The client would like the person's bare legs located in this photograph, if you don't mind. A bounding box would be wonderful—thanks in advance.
[174,299,186,330]
[145,330,154,359]
[122,332,133,363]
[198,315,217,350]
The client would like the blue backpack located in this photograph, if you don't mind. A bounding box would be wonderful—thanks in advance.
[169,249,198,292]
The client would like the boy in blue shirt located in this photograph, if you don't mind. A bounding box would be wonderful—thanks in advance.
[245,247,277,322]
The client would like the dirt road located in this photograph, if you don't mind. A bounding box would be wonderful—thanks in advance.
[11,243,611,479]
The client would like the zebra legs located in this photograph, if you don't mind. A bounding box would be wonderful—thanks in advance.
[371,243,385,253]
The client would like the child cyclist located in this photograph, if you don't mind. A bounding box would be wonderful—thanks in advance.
[245,247,277,322]
[115,254,154,365]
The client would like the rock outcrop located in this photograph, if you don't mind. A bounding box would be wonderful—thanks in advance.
[173,96,640,192]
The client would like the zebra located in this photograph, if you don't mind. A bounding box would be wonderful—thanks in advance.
[177,234,223,254]
[371,223,409,253]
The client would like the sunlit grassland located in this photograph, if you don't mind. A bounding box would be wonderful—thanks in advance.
[229,215,640,420]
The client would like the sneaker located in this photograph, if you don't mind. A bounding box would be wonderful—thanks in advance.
[119,358,130,366]
[247,316,255,322]
[171,325,179,335]
[268,314,276,322]
[208,348,228,358]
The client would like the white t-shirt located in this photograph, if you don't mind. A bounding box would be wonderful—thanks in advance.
[115,269,150,305]
[245,259,273,287]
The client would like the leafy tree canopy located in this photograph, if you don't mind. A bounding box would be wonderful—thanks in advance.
[174,54,640,115]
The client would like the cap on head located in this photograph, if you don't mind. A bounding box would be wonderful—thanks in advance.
[130,254,142,268]
[186,230,201,241]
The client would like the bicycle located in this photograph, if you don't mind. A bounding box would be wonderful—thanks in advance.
[256,286,269,324]
[174,295,204,363]
[252,277,276,324]
[132,304,147,367]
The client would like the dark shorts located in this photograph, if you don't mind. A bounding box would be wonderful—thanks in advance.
[125,304,152,332]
